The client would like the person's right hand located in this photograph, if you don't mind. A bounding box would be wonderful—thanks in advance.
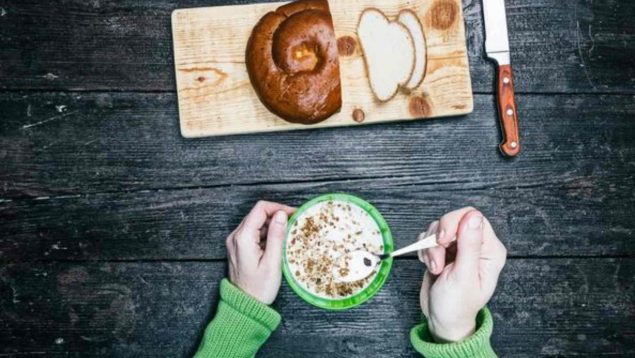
[418,208,507,343]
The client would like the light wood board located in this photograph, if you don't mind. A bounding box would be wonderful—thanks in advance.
[172,0,473,137]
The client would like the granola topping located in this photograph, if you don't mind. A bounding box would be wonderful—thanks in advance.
[286,200,384,298]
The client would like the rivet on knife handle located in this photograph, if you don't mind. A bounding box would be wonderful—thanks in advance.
[497,64,520,157]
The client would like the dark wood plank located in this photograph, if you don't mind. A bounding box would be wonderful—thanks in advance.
[1,259,633,357]
[1,92,634,199]
[1,92,634,260]
[1,172,634,260]
[0,0,633,93]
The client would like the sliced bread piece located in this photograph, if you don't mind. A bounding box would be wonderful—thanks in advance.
[398,10,427,91]
[357,8,415,101]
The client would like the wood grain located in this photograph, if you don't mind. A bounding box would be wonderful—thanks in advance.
[172,0,473,137]
[0,0,632,94]
[1,259,633,357]
[1,92,633,199]
[1,175,633,261]
[1,1,634,357]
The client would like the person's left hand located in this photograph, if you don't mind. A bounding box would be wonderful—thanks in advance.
[227,201,296,305]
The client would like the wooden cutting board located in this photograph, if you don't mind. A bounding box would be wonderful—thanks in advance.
[172,0,472,138]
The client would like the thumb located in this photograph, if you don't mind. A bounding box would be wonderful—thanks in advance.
[261,210,288,269]
[453,210,483,278]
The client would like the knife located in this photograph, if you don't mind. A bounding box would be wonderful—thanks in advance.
[483,0,520,157]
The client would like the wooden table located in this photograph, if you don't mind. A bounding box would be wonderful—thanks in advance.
[1,0,633,356]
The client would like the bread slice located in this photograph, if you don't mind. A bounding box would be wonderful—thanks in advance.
[357,8,415,102]
[398,10,427,91]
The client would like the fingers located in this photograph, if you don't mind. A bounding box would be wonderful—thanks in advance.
[420,221,445,275]
[453,210,484,278]
[240,200,295,235]
[426,246,446,275]
[478,217,507,294]
[419,270,434,318]
[261,210,288,269]
[259,218,271,239]
[437,207,476,246]
[418,221,438,263]
[483,217,507,271]
[231,201,294,264]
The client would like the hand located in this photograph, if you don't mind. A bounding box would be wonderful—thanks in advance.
[227,200,295,305]
[418,207,507,342]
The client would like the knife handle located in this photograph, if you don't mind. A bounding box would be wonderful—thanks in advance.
[496,64,520,157]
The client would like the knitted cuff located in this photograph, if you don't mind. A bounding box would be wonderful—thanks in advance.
[193,279,282,358]
[410,307,496,358]
[219,279,281,332]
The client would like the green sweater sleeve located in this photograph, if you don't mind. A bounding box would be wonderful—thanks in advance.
[193,279,281,358]
[410,307,496,358]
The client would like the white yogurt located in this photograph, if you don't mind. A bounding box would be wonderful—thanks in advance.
[286,199,384,299]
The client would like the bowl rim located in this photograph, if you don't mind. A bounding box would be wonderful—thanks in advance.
[282,193,394,310]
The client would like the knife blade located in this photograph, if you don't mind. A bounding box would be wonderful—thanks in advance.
[483,0,520,157]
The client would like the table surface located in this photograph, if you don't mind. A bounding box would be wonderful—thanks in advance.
[0,0,634,356]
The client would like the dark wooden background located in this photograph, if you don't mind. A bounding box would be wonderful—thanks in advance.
[1,0,634,356]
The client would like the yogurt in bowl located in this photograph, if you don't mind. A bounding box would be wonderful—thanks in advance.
[283,194,393,310]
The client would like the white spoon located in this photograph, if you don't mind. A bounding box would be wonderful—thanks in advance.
[333,233,456,283]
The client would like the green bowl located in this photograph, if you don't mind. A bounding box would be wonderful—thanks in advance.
[282,193,394,310]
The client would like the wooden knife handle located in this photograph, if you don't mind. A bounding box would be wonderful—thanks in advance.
[496,64,520,157]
